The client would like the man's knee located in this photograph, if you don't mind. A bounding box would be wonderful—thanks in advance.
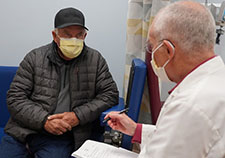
[28,134,74,158]
[34,144,74,158]
[0,134,30,158]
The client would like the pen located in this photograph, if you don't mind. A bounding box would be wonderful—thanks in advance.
[102,108,129,123]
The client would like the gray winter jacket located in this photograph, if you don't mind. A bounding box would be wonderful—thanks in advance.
[5,42,119,149]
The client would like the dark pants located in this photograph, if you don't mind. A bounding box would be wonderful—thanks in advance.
[0,133,74,158]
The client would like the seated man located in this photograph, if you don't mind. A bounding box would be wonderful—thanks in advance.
[0,7,118,158]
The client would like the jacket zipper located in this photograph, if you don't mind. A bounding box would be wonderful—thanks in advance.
[51,65,61,114]
[76,67,80,91]
[68,65,72,111]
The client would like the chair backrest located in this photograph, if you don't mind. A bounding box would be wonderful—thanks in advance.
[0,66,18,128]
[121,58,147,150]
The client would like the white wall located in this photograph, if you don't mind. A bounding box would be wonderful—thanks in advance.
[0,0,128,96]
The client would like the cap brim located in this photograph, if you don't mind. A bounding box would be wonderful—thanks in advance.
[56,23,89,30]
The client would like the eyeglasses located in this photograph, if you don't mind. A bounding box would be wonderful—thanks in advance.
[145,40,175,54]
[55,30,85,39]
[145,42,153,54]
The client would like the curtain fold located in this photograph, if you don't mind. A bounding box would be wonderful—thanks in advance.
[124,0,171,124]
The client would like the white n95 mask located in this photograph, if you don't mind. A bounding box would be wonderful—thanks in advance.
[59,37,84,59]
[150,42,174,82]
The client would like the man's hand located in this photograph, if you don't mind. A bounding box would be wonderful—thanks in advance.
[105,112,137,136]
[48,112,80,127]
[44,119,72,135]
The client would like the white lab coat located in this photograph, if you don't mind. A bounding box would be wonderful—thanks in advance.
[138,56,225,158]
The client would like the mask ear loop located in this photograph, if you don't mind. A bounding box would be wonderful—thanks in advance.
[167,41,175,54]
[161,41,175,68]
[151,42,164,60]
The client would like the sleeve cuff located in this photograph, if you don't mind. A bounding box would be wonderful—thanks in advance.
[131,123,142,144]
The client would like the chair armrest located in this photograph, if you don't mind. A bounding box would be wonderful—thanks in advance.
[100,97,125,126]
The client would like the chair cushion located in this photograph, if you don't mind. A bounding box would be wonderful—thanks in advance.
[0,127,5,143]
[0,66,18,127]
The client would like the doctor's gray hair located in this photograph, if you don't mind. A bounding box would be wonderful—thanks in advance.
[153,1,216,54]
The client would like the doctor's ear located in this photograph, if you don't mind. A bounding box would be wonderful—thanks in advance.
[163,40,175,56]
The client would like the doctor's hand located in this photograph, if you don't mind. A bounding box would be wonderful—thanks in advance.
[48,112,80,127]
[105,112,137,136]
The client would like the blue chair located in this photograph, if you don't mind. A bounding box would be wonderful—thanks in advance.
[100,58,147,150]
[122,58,146,150]
[0,66,18,142]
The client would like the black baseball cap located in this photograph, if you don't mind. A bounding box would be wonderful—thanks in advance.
[54,7,88,30]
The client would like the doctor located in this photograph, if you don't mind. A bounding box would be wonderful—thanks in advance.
[106,1,225,157]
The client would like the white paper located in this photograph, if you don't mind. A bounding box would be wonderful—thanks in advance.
[71,140,138,158]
